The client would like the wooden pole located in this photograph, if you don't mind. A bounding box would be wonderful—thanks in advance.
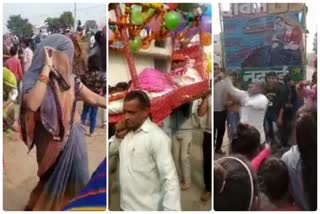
[114,4,139,88]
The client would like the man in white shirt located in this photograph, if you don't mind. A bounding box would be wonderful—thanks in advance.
[109,90,181,211]
[21,40,33,73]
[225,78,268,143]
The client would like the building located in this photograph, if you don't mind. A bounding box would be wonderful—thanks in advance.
[214,34,222,67]
[32,25,48,35]
[109,39,172,86]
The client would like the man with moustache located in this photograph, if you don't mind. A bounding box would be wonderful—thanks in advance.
[109,90,181,211]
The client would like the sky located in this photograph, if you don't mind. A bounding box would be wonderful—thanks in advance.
[213,2,318,53]
[3,3,106,32]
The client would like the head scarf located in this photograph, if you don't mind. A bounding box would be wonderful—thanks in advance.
[23,34,74,92]
[20,34,75,150]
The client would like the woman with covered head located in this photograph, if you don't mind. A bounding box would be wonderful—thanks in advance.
[20,34,106,211]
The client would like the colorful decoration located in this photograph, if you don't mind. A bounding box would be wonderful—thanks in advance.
[142,8,156,20]
[164,11,181,30]
[167,3,178,10]
[200,31,211,46]
[200,15,212,33]
[204,5,212,17]
[129,36,142,52]
[108,29,114,41]
[147,15,162,32]
[109,24,116,31]
[148,3,163,9]
[207,54,212,73]
[109,4,210,125]
[109,3,212,52]
[131,5,144,25]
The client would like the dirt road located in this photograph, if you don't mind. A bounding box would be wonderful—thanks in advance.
[3,106,106,211]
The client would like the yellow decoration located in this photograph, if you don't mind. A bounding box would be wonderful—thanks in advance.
[150,3,163,9]
[200,31,212,46]
[207,54,212,73]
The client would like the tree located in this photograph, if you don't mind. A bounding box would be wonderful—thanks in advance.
[313,33,317,55]
[6,15,33,38]
[59,11,74,29]
[45,11,74,33]
[45,17,61,33]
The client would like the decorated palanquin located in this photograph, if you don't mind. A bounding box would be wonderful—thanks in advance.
[108,3,212,124]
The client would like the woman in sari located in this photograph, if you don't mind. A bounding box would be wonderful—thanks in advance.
[20,34,106,211]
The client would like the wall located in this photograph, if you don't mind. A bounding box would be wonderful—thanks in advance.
[108,51,169,86]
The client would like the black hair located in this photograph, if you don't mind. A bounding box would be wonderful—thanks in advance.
[88,55,100,71]
[18,48,23,55]
[115,82,129,91]
[265,72,277,80]
[9,45,18,56]
[21,39,30,47]
[94,31,103,44]
[214,154,258,211]
[94,30,106,71]
[295,106,317,211]
[109,86,117,94]
[257,157,289,201]
[231,124,261,160]
[124,90,150,109]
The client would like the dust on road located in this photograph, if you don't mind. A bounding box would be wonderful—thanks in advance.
[3,107,106,211]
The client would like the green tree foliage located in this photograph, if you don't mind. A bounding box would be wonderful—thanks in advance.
[45,11,74,33]
[6,15,33,38]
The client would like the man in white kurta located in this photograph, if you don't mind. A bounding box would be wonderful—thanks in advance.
[224,78,269,143]
[109,90,181,211]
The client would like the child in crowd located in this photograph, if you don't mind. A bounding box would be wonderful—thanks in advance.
[231,124,261,160]
[257,157,302,211]
[214,155,259,211]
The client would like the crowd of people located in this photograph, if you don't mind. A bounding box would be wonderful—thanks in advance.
[213,62,317,211]
[3,26,107,210]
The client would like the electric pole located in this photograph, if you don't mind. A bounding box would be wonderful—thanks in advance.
[74,3,77,32]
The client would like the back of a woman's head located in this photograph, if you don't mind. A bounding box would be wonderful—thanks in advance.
[88,55,100,71]
[214,155,258,211]
[35,34,74,59]
[231,124,261,160]
[295,106,317,210]
[257,157,289,201]
[22,34,75,92]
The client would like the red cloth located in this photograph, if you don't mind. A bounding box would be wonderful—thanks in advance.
[4,56,23,81]
[280,26,302,46]
[251,146,272,171]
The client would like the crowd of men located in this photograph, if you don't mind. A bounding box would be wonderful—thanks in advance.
[214,62,317,211]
